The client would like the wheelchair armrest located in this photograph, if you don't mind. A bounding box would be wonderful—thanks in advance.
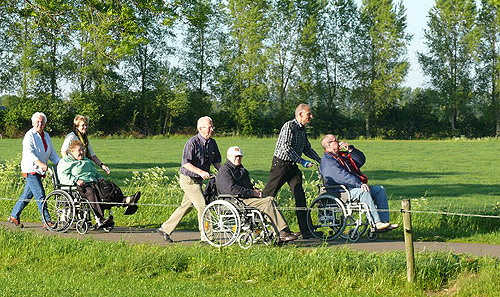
[324,184,349,192]
[217,194,242,199]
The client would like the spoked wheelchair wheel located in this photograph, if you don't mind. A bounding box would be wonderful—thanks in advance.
[340,211,368,242]
[201,200,241,247]
[307,194,346,241]
[42,190,75,232]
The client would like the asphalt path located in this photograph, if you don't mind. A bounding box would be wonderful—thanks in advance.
[2,221,499,258]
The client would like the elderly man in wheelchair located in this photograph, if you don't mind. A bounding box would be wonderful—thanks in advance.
[43,140,140,233]
[308,134,398,242]
[200,146,298,248]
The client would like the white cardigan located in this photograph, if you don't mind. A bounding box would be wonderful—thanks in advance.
[21,128,60,174]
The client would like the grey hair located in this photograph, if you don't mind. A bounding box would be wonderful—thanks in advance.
[31,112,47,125]
[295,103,310,117]
[197,116,213,129]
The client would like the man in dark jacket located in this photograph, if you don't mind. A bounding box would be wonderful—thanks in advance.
[320,134,398,231]
[216,146,298,242]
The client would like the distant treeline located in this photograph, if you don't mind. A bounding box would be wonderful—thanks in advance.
[0,0,498,139]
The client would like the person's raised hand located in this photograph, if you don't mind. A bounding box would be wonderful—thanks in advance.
[339,141,349,151]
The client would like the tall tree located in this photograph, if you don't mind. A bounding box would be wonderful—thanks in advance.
[181,0,219,92]
[477,0,500,136]
[418,0,478,133]
[352,0,410,138]
[222,0,270,134]
[266,0,302,123]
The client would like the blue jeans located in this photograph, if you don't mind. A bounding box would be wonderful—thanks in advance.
[349,185,390,224]
[10,174,50,222]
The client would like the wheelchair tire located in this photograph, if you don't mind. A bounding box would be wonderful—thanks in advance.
[201,200,241,247]
[42,190,75,233]
[367,229,378,241]
[341,212,368,241]
[307,194,346,241]
[238,231,254,249]
[76,219,89,234]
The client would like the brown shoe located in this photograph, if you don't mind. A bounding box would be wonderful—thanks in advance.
[279,231,298,242]
[8,216,23,228]
[43,221,56,230]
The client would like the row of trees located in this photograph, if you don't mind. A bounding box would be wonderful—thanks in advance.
[0,0,499,139]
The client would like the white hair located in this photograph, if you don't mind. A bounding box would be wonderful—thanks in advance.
[31,112,47,125]
[197,116,213,129]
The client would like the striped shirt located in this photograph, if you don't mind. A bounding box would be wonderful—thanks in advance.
[180,133,221,178]
[273,119,321,163]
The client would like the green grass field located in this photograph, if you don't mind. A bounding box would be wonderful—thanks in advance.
[1,228,499,297]
[1,137,499,243]
[1,137,500,296]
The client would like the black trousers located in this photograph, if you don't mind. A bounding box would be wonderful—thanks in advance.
[78,183,125,219]
[263,156,309,233]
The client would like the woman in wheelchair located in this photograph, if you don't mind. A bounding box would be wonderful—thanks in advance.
[57,140,141,228]
[216,146,298,242]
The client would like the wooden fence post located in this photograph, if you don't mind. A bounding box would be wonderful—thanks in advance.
[402,199,415,282]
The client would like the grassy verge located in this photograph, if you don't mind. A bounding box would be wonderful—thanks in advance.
[1,138,500,243]
[1,228,499,297]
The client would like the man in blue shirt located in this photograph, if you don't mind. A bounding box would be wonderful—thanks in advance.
[158,116,221,243]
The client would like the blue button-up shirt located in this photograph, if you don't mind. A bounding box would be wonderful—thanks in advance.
[180,133,221,178]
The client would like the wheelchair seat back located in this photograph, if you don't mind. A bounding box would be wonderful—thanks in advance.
[316,169,352,203]
[49,166,78,192]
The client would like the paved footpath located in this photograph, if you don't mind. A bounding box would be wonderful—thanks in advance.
[2,221,499,258]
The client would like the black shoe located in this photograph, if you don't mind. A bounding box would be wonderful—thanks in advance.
[157,228,173,243]
[124,191,141,215]
[302,231,324,239]
[101,218,114,229]
[279,231,298,242]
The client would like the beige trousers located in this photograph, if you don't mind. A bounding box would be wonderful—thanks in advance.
[243,196,288,232]
[161,174,206,236]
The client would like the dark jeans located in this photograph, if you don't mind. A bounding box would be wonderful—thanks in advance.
[263,156,309,233]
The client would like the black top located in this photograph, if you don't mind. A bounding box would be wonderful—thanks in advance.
[216,160,255,198]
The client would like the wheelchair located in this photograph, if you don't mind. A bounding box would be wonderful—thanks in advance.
[41,166,115,234]
[307,170,379,243]
[200,194,277,249]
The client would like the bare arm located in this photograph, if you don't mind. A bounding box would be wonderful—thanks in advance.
[90,155,110,174]
[183,162,210,179]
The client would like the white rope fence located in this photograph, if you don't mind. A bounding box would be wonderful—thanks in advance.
[2,196,499,219]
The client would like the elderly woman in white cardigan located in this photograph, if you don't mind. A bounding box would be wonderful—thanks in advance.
[8,112,60,229]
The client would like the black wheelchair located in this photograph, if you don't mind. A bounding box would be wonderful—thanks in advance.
[41,166,115,234]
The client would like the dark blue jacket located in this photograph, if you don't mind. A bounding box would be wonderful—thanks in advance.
[216,160,255,198]
[320,147,366,189]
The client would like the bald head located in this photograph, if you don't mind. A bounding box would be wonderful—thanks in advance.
[295,103,313,126]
